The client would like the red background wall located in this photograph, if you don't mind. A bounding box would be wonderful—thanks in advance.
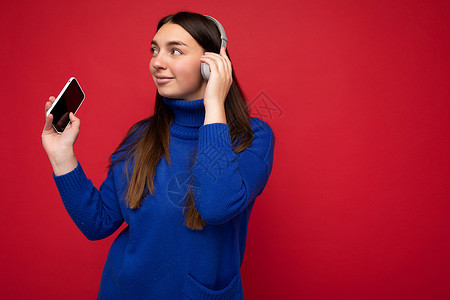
[1,0,449,299]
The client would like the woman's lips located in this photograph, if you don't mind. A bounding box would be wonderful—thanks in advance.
[155,76,174,84]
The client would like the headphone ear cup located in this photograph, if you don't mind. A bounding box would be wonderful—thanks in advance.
[201,62,210,80]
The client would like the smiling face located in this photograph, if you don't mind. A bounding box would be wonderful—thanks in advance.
[150,23,207,101]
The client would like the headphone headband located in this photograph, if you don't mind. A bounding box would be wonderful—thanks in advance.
[203,15,228,49]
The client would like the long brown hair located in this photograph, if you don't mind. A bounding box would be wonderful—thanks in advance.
[109,11,253,230]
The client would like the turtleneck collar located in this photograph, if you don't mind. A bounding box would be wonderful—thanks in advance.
[163,97,205,140]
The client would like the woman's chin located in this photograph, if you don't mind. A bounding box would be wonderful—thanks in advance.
[158,90,181,99]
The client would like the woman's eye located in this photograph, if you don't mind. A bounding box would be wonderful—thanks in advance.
[150,48,158,55]
[172,49,182,55]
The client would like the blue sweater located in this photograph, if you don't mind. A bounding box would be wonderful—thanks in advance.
[53,97,275,299]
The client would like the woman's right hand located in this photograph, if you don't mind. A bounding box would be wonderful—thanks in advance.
[42,96,80,175]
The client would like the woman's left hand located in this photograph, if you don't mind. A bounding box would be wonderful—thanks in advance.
[200,47,233,110]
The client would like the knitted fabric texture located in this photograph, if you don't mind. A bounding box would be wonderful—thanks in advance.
[53,97,275,299]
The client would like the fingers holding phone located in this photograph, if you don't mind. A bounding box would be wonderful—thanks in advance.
[43,96,56,133]
[42,78,84,173]
[41,109,79,176]
[65,112,81,137]
[46,77,85,133]
[42,106,81,158]
[44,96,55,117]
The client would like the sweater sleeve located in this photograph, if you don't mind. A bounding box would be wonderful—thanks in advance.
[53,162,124,241]
[192,118,275,225]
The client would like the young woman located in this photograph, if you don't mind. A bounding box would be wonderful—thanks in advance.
[42,11,274,300]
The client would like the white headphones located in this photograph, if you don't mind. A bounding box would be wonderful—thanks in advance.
[201,15,228,80]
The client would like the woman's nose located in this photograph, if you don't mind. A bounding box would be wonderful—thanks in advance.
[151,53,167,70]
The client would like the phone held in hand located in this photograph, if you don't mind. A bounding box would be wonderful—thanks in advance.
[46,77,85,134]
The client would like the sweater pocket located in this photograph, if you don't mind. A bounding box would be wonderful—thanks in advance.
[182,272,243,300]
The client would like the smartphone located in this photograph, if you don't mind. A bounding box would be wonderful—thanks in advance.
[46,77,85,133]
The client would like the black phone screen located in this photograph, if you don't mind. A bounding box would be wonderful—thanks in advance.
[51,79,84,132]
